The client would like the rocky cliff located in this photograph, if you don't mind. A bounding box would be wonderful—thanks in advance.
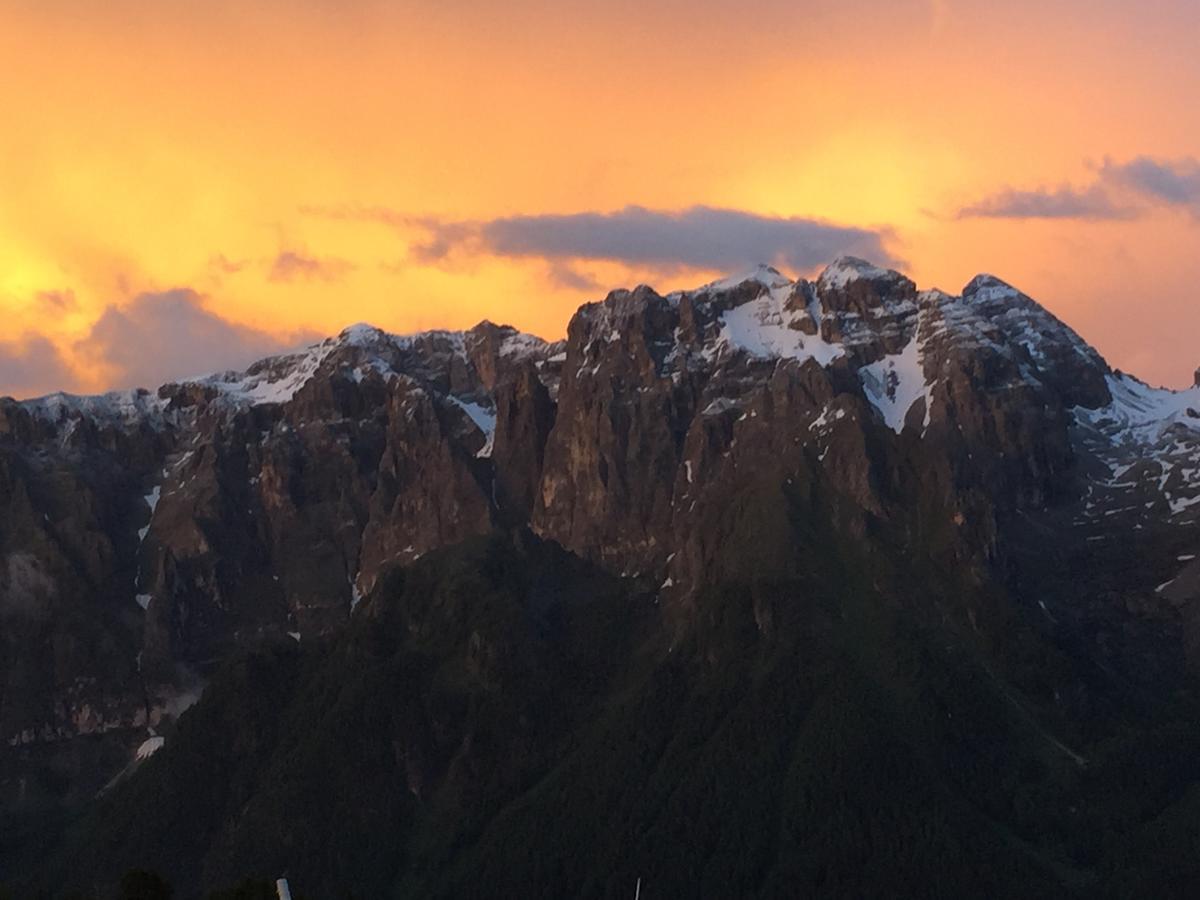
[2,257,1199,816]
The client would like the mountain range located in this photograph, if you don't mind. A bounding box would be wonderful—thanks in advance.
[3,256,1200,897]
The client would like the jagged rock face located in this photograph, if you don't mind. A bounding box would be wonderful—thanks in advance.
[535,285,700,576]
[138,322,562,671]
[491,362,557,522]
[2,256,1199,810]
[0,399,175,812]
[815,258,919,356]
[530,259,1125,604]
[0,322,563,792]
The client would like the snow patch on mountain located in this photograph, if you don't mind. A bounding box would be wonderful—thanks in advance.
[714,288,843,366]
[448,396,497,458]
[1084,375,1200,444]
[137,487,160,543]
[1074,374,1200,523]
[859,336,932,434]
[136,735,164,760]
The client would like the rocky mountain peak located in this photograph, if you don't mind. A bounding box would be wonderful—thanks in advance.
[961,272,1019,302]
[816,255,903,291]
[698,263,792,294]
[336,321,391,346]
[952,271,1111,408]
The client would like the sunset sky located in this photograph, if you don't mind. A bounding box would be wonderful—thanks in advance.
[3,0,1199,397]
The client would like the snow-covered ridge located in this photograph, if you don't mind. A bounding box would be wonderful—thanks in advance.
[13,259,1187,459]
[699,263,793,293]
[578,257,1137,438]
[962,274,1105,371]
[193,339,338,407]
[1081,374,1200,443]
[1074,374,1200,522]
[962,273,1021,306]
[19,389,169,427]
[196,321,555,406]
[18,320,555,428]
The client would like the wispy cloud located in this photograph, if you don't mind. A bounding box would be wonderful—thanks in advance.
[544,261,602,292]
[1102,156,1200,215]
[268,250,354,283]
[955,184,1132,220]
[956,156,1200,221]
[34,290,79,313]
[208,254,249,276]
[307,204,899,275]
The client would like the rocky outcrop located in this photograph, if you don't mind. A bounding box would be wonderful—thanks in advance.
[492,362,557,523]
[534,285,698,577]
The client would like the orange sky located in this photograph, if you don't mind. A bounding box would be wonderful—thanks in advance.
[2,0,1198,396]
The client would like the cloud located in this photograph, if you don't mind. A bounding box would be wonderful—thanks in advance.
[268,250,354,283]
[74,289,318,389]
[1101,157,1200,215]
[407,219,478,265]
[957,156,1200,221]
[34,290,78,313]
[0,334,80,400]
[208,254,249,275]
[955,184,1132,220]
[463,206,896,272]
[307,204,899,275]
[544,261,602,292]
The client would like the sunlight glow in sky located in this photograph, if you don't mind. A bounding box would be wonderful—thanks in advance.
[2,0,1199,396]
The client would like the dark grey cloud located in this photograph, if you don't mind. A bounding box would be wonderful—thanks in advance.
[0,335,80,400]
[307,203,899,274]
[957,156,1200,221]
[468,206,896,271]
[75,289,319,389]
[268,250,354,283]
